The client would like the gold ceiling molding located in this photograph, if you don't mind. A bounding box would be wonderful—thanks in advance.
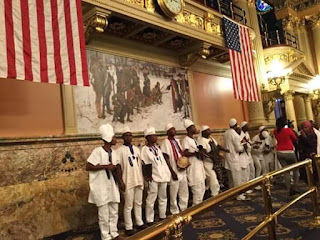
[178,42,213,66]
[145,0,156,12]
[84,7,111,44]
[176,11,205,30]
[124,0,144,7]
[204,13,222,36]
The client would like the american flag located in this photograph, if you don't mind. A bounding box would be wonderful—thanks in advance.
[0,0,89,86]
[222,17,260,102]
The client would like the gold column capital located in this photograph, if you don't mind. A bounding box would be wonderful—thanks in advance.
[303,94,314,102]
[84,7,111,44]
[282,15,300,32]
[308,14,320,29]
[284,90,295,101]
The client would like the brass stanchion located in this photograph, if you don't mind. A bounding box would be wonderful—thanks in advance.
[314,155,320,191]
[305,160,320,224]
[261,176,277,240]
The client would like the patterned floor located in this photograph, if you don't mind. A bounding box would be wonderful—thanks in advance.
[45,182,320,240]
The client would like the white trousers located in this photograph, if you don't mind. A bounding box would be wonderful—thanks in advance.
[98,202,119,240]
[241,167,250,183]
[124,185,144,230]
[190,181,205,206]
[169,175,189,214]
[248,162,255,181]
[204,161,220,196]
[227,169,242,188]
[146,181,168,223]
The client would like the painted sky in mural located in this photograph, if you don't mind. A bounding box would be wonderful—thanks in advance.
[74,50,192,133]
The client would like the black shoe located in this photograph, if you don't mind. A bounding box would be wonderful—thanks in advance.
[146,222,154,227]
[159,218,166,221]
[125,229,137,236]
[137,224,147,231]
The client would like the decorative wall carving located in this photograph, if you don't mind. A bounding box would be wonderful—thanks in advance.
[204,13,222,36]
[176,11,205,30]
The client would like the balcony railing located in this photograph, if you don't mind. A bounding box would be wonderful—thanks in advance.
[192,0,247,25]
[262,30,299,49]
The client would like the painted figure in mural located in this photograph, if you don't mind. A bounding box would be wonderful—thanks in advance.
[102,65,115,118]
[179,74,190,118]
[90,55,106,119]
[143,70,151,98]
[168,74,183,113]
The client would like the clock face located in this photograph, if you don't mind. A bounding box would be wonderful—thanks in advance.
[165,0,183,15]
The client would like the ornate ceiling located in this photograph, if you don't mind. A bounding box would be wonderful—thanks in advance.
[82,2,230,65]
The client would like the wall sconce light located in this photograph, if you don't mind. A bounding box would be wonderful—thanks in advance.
[266,59,291,90]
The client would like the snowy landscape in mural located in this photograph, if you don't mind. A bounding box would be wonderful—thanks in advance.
[74,50,192,134]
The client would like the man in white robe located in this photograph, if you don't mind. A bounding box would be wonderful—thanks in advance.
[181,119,206,206]
[197,125,221,197]
[161,123,189,214]
[223,118,248,200]
[141,127,171,225]
[86,124,125,240]
[117,126,146,236]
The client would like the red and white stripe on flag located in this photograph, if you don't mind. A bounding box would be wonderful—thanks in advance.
[0,0,89,86]
[229,25,260,102]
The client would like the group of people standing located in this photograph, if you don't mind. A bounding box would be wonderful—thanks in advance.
[86,117,319,240]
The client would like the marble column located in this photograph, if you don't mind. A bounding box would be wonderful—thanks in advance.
[284,90,297,130]
[61,85,78,134]
[235,0,270,126]
[297,21,315,73]
[303,94,314,121]
[293,95,307,126]
[310,14,320,74]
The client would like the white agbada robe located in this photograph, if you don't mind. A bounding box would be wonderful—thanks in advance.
[239,131,254,181]
[117,145,144,230]
[264,135,275,172]
[161,138,189,214]
[181,136,206,206]
[87,147,120,240]
[252,134,267,176]
[141,145,171,223]
[223,129,244,187]
[197,136,220,196]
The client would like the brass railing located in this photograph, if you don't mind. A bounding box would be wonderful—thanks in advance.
[127,158,320,240]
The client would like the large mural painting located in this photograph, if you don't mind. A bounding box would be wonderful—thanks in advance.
[74,50,192,133]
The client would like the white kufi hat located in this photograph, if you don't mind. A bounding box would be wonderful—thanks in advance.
[99,124,114,142]
[259,126,266,132]
[144,127,156,137]
[122,126,131,135]
[165,123,174,132]
[184,119,194,129]
[240,121,248,128]
[201,125,210,132]
[229,118,237,127]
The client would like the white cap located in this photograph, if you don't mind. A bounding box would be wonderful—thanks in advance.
[165,123,174,132]
[122,126,131,135]
[229,118,237,127]
[144,127,156,137]
[184,119,194,129]
[259,126,266,132]
[240,121,248,128]
[262,131,269,138]
[201,125,210,132]
[99,124,114,142]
